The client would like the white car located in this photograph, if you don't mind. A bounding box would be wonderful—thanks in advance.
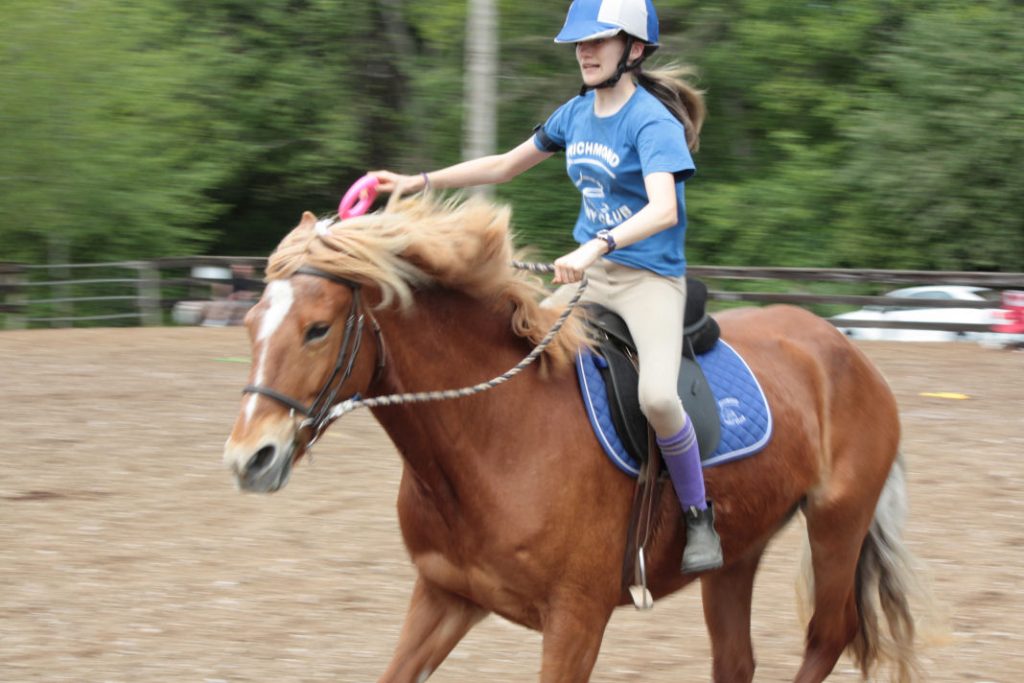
[831,285,1007,343]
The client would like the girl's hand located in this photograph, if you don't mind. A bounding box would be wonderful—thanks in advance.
[367,170,420,194]
[553,240,606,284]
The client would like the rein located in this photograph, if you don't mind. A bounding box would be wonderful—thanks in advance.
[304,261,588,447]
[244,261,588,452]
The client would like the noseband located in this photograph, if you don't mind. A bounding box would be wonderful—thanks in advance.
[242,266,386,448]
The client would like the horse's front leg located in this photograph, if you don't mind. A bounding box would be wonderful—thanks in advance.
[539,597,614,683]
[377,576,488,683]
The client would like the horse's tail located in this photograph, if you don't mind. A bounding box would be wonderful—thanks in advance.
[849,453,928,682]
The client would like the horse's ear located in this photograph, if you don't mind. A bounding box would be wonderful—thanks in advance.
[299,211,317,229]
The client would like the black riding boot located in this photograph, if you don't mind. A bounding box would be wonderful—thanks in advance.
[681,501,723,573]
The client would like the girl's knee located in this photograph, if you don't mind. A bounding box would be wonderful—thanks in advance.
[638,391,685,434]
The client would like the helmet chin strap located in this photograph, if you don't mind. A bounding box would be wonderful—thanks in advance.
[578,36,648,96]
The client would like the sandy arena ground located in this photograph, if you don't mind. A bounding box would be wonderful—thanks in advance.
[1,327,1022,682]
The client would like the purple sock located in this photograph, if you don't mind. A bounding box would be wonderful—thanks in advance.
[657,418,707,511]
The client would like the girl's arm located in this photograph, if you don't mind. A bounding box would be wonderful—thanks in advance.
[370,138,553,194]
[553,171,678,284]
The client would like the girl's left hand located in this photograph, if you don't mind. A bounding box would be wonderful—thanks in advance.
[553,240,606,284]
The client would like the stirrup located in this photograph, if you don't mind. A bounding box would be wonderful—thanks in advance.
[628,548,654,610]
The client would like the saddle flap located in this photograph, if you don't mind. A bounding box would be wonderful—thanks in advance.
[597,342,721,464]
[600,345,646,459]
[678,356,721,458]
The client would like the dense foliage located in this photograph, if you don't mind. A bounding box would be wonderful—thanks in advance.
[1,0,1021,270]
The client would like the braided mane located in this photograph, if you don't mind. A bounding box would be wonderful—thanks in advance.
[264,193,585,370]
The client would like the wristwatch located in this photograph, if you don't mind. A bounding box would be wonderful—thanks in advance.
[595,229,617,253]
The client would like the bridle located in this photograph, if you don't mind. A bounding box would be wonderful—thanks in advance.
[241,260,587,453]
[242,266,386,449]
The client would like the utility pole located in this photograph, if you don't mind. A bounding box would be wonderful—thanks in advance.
[463,0,498,197]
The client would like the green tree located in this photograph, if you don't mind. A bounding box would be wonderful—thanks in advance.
[0,0,226,263]
[167,0,386,254]
[1,0,1020,275]
[672,0,901,266]
[835,1,1024,270]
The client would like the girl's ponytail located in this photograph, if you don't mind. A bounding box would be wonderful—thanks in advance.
[636,65,706,152]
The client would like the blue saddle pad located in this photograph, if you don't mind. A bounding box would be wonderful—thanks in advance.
[575,340,773,477]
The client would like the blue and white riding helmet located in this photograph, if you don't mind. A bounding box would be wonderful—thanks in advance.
[555,0,660,93]
[554,0,660,49]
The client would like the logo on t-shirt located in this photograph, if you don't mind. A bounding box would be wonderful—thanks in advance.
[568,141,634,227]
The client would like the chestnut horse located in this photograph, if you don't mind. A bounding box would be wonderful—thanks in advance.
[222,194,925,682]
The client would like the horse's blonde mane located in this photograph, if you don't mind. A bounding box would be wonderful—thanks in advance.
[264,192,586,370]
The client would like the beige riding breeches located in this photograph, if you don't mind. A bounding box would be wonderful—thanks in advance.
[544,259,688,436]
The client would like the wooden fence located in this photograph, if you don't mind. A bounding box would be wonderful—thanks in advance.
[2,258,1023,334]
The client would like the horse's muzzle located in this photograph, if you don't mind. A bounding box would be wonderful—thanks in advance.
[225,439,295,493]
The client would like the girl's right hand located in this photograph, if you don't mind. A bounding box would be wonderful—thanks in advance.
[367,170,417,194]
[552,239,606,284]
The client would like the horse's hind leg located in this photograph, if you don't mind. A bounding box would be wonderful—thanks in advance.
[794,493,878,683]
[377,577,488,683]
[701,548,764,682]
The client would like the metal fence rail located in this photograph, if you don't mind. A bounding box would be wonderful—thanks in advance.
[1,259,1022,336]
[2,261,162,329]
[688,266,1024,289]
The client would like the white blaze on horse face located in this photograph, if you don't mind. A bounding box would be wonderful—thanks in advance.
[244,280,295,424]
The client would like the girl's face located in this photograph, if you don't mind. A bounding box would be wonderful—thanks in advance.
[575,35,642,87]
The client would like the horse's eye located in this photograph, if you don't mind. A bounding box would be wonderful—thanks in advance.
[304,323,331,343]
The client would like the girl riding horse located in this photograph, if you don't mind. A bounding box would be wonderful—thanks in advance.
[371,0,721,574]
[222,1,928,680]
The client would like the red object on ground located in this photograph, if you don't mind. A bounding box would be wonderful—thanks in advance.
[993,290,1024,334]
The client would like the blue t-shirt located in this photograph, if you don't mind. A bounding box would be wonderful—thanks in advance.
[534,86,695,277]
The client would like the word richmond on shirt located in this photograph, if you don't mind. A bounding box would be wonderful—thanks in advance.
[565,141,621,169]
[566,140,635,227]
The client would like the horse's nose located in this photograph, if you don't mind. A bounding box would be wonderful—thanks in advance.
[224,427,295,493]
[247,444,277,474]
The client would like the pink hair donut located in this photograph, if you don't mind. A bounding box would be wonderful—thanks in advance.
[338,175,380,219]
